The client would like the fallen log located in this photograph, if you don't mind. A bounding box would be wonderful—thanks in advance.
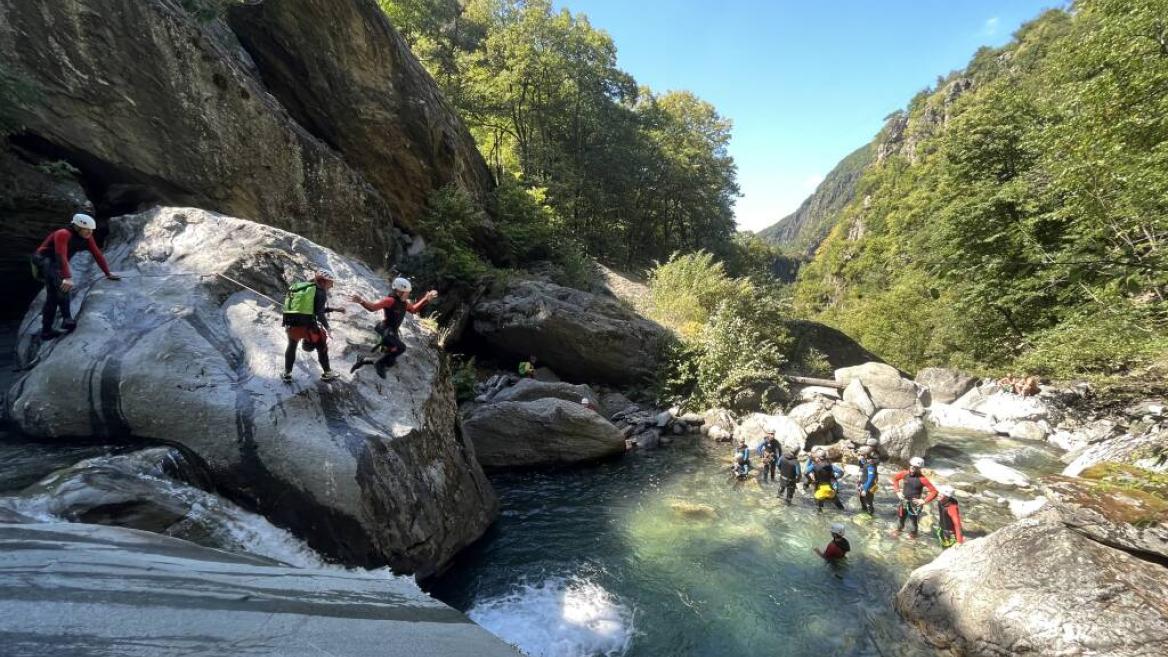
[783,375,847,390]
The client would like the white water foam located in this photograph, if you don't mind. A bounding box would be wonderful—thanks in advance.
[468,577,635,657]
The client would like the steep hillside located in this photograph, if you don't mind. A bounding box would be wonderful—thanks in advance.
[794,0,1168,377]
[757,143,872,256]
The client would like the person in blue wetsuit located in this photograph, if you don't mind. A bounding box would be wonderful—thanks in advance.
[733,439,751,478]
[856,448,880,515]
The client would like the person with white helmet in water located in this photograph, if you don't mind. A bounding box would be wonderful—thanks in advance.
[934,485,965,548]
[815,523,850,561]
[281,269,345,383]
[891,456,938,539]
[31,212,120,339]
[349,276,437,378]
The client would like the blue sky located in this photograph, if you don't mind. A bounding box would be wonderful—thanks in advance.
[554,0,1063,232]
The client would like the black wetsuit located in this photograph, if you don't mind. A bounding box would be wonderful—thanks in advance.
[813,461,844,511]
[776,455,800,502]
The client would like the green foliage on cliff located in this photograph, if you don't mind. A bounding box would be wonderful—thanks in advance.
[757,143,873,256]
[381,0,740,268]
[795,0,1168,378]
[647,252,791,408]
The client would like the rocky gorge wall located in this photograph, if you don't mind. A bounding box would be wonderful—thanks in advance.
[0,0,494,313]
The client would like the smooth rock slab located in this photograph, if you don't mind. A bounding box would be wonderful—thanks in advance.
[926,403,996,434]
[0,522,523,657]
[7,208,497,575]
[896,513,1168,657]
[914,367,977,405]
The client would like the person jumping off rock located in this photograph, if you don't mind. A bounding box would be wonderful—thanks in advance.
[891,456,938,539]
[349,277,436,379]
[281,270,344,383]
[31,213,120,339]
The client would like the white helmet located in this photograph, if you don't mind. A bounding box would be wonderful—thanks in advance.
[71,213,97,230]
[938,485,956,498]
[830,523,846,536]
[581,398,590,405]
[392,277,412,293]
[909,456,925,468]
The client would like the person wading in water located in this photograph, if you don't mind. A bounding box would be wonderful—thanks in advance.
[31,213,120,339]
[281,270,344,383]
[349,277,437,378]
[891,456,938,539]
[934,485,965,548]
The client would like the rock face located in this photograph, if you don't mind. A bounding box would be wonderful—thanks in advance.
[225,0,493,233]
[0,0,493,273]
[487,378,601,411]
[784,320,887,371]
[897,512,1168,657]
[835,362,929,415]
[831,402,873,442]
[914,367,977,405]
[871,409,928,464]
[472,279,668,385]
[842,379,876,417]
[6,208,497,575]
[926,403,996,434]
[787,399,837,447]
[1042,471,1168,561]
[461,398,626,468]
[0,149,90,308]
[0,522,523,657]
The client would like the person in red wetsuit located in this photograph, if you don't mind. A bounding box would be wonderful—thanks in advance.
[815,523,851,561]
[32,213,120,339]
[891,456,938,539]
[349,276,437,378]
[934,485,965,548]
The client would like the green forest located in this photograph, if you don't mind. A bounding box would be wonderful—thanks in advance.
[387,0,1167,389]
[794,0,1167,379]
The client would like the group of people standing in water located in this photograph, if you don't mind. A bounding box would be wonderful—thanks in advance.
[735,428,965,561]
[32,213,437,382]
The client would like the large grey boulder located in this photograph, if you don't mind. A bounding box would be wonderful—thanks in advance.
[842,379,876,417]
[787,399,837,447]
[830,401,873,442]
[872,409,928,464]
[472,279,667,385]
[897,512,1168,657]
[914,367,977,405]
[1064,427,1168,476]
[6,208,497,576]
[0,522,523,657]
[835,362,929,415]
[487,378,601,411]
[462,398,626,468]
[733,413,806,456]
[1041,473,1168,561]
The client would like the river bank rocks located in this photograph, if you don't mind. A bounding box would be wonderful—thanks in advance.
[461,398,625,468]
[0,522,523,657]
[914,367,977,405]
[471,278,668,385]
[897,509,1168,657]
[6,208,497,576]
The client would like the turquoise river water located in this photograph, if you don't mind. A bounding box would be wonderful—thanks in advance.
[429,431,1064,657]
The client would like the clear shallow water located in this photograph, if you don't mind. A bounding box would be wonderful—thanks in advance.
[429,431,1064,657]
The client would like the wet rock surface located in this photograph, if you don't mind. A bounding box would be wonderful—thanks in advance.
[6,208,497,575]
[0,522,523,657]
[897,512,1168,657]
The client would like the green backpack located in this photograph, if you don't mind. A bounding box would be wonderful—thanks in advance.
[283,282,317,317]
